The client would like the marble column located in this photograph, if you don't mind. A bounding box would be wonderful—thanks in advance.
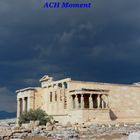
[20,98,23,114]
[106,95,109,108]
[17,99,20,118]
[23,98,25,112]
[73,95,75,109]
[62,83,65,88]
[89,94,93,109]
[81,94,84,109]
[75,94,79,109]
[97,94,100,108]
[25,97,28,112]
[102,100,104,109]
[17,98,22,125]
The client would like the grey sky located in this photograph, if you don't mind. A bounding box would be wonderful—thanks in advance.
[0,0,140,112]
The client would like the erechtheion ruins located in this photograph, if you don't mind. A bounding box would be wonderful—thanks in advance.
[16,75,140,124]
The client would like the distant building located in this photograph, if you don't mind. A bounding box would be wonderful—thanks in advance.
[16,75,140,124]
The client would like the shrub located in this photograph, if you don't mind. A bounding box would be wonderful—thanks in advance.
[19,108,53,125]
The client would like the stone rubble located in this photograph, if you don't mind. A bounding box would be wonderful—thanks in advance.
[1,119,140,140]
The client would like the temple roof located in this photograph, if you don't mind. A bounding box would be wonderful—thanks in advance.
[16,87,36,93]
[39,75,53,82]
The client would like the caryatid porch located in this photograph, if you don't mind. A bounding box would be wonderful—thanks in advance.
[70,88,109,110]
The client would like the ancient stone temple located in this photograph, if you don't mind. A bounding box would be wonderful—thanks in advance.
[16,75,140,124]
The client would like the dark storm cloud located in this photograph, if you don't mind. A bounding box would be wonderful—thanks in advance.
[0,87,16,112]
[0,0,140,111]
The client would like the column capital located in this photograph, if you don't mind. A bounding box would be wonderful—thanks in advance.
[75,94,78,97]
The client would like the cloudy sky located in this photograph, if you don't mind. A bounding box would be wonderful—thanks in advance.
[0,0,140,112]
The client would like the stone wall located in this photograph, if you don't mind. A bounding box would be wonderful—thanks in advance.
[41,87,68,116]
[68,80,140,123]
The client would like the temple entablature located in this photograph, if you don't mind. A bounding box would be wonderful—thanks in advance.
[16,87,36,93]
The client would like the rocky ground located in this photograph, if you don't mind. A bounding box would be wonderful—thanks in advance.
[1,119,140,140]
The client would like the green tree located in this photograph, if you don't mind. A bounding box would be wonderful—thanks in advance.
[19,108,53,125]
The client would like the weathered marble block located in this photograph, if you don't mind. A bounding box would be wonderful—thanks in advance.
[129,132,140,140]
